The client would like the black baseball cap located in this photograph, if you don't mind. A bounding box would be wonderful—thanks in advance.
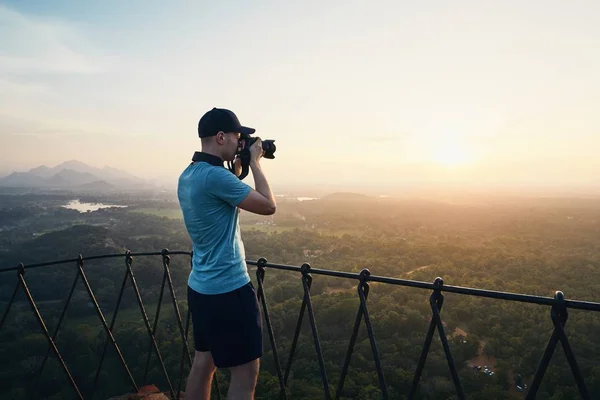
[198,107,256,138]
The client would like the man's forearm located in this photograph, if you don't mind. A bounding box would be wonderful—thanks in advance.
[250,161,276,206]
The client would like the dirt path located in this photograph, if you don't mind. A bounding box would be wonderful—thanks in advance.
[468,340,497,370]
[406,265,430,276]
[325,286,350,294]
[454,327,468,337]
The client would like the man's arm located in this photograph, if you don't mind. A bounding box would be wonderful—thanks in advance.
[238,139,277,215]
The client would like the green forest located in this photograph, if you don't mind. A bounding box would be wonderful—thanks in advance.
[1,190,599,399]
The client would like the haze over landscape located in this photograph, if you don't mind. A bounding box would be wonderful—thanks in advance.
[1,0,599,194]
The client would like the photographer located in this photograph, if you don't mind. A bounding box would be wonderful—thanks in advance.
[177,107,276,399]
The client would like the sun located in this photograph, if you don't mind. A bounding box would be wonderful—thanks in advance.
[430,140,473,166]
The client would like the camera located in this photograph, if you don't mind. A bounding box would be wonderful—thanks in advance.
[230,134,276,180]
[243,136,276,159]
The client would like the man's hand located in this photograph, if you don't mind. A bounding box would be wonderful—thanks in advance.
[238,136,276,215]
[233,156,242,177]
[249,138,264,165]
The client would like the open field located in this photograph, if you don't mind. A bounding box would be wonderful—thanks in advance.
[129,208,183,219]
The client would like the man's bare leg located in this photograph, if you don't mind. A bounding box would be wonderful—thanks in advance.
[227,358,260,400]
[186,351,216,399]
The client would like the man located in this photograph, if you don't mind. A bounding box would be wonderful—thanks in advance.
[177,107,276,399]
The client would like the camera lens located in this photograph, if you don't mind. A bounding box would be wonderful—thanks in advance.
[262,140,276,159]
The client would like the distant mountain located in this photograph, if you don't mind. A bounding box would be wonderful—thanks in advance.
[0,160,151,190]
[78,180,116,191]
[1,172,47,187]
[49,169,99,186]
[100,166,140,182]
[28,165,54,178]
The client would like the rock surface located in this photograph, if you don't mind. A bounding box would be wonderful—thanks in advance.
[107,384,178,400]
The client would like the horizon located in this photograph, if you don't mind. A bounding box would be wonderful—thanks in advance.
[2,157,600,199]
[1,1,600,192]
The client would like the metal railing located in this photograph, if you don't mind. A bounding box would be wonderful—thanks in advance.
[1,249,599,399]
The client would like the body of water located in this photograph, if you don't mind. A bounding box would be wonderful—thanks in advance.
[62,199,128,212]
[275,194,319,201]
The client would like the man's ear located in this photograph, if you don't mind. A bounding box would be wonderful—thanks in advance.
[216,131,225,144]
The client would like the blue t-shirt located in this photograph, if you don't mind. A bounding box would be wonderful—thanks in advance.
[177,155,252,295]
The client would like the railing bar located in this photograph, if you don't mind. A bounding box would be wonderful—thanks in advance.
[429,286,465,399]
[163,251,193,366]
[256,260,288,399]
[527,330,559,398]
[0,266,24,272]
[0,251,194,272]
[334,286,364,400]
[409,301,438,399]
[357,276,388,399]
[258,266,600,310]
[78,255,139,393]
[176,307,192,400]
[554,316,590,399]
[247,262,301,273]
[0,258,80,271]
[143,266,168,384]
[125,252,175,399]
[0,278,20,331]
[301,266,331,399]
[34,267,80,391]
[283,287,308,385]
[93,264,130,396]
[253,264,600,310]
[18,268,84,400]
[3,255,600,311]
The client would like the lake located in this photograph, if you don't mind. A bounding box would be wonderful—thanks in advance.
[62,199,128,212]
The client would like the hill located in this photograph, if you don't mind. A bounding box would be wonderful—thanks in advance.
[0,160,150,190]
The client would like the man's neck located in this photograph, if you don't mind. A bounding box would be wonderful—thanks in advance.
[201,148,221,158]
[192,151,224,167]
[200,145,225,159]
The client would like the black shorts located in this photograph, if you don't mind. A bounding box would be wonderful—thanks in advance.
[187,282,263,368]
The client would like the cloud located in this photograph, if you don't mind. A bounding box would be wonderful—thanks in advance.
[0,4,104,75]
[0,78,51,96]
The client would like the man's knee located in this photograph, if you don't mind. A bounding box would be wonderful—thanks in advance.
[192,351,216,376]
[229,358,260,389]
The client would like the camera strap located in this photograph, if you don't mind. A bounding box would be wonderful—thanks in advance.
[227,148,251,180]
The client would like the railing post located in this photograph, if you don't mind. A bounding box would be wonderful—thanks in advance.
[256,257,288,400]
[34,261,81,396]
[336,272,367,400]
[336,268,387,399]
[527,291,590,400]
[357,269,388,399]
[301,263,331,399]
[79,253,139,395]
[410,277,464,400]
[0,268,21,333]
[283,265,311,386]
[430,278,464,399]
[17,262,84,400]
[125,250,175,399]
[158,248,194,400]
[93,251,133,395]
[143,249,170,384]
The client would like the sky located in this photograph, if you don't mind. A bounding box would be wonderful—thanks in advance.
[1,0,599,192]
